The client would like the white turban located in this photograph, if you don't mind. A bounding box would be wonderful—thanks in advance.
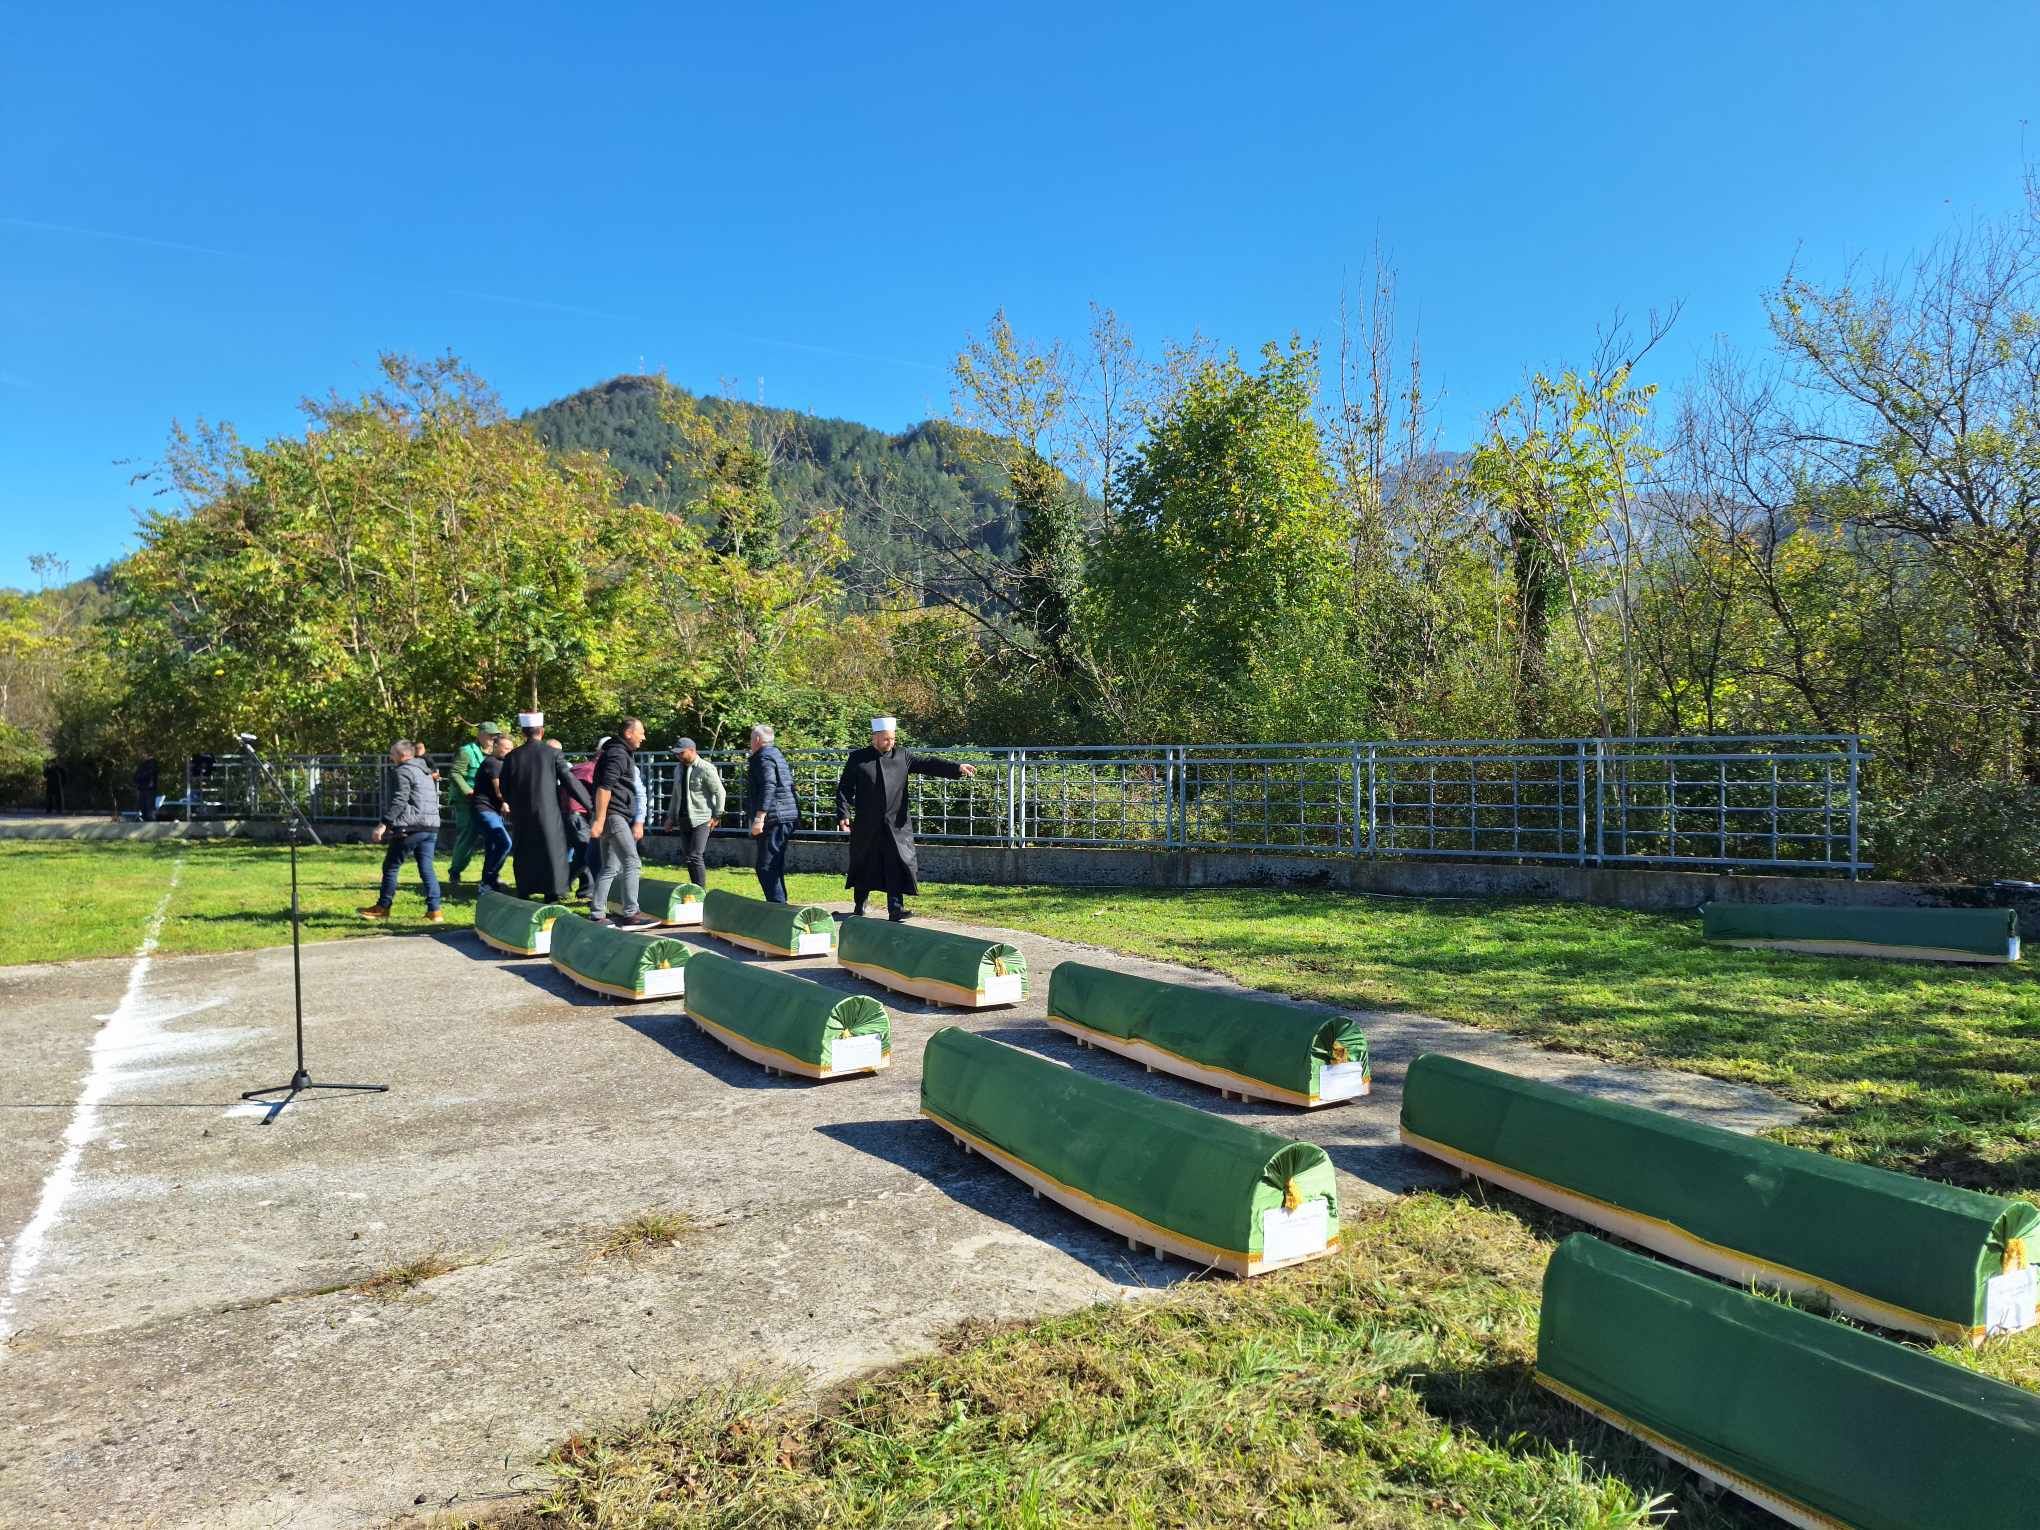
[870,716,897,733]
[517,711,544,727]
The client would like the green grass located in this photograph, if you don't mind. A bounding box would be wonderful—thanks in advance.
[19,839,2040,1524]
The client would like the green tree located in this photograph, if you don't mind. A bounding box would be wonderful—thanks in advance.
[1091,340,1351,740]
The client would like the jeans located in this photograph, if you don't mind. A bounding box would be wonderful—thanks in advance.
[754,819,793,903]
[674,821,711,887]
[378,830,441,912]
[476,807,512,889]
[590,812,641,917]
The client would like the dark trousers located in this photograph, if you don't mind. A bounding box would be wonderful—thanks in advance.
[675,821,711,887]
[565,812,593,895]
[854,889,906,918]
[754,819,793,903]
[378,830,442,911]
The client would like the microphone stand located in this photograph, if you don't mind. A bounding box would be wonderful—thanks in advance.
[235,735,388,1121]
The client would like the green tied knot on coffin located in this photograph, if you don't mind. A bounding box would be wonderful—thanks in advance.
[684,951,890,1073]
[1538,1234,2040,1530]
[473,886,567,956]
[920,1027,1336,1269]
[1046,962,1367,1106]
[1401,1053,2038,1343]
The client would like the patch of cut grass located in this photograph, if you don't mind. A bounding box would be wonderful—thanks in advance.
[590,1212,694,1263]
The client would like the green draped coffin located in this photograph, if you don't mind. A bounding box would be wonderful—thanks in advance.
[683,951,890,1079]
[700,889,836,958]
[839,918,1026,1008]
[548,910,693,1000]
[1701,900,2019,963]
[1538,1234,2040,1530]
[1401,1053,2038,1345]
[920,1027,1338,1275]
[615,876,704,926]
[1045,962,1369,1107]
[473,887,568,957]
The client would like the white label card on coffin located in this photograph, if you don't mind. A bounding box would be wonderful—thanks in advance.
[1261,1200,1330,1264]
[639,966,687,999]
[796,931,835,956]
[980,972,1024,1005]
[830,1033,884,1072]
[1319,1060,1370,1101]
[1985,1265,2037,1335]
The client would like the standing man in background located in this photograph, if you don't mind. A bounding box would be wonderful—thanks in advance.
[663,737,725,888]
[589,719,654,927]
[473,727,515,891]
[499,713,591,901]
[133,755,159,821]
[746,724,799,903]
[836,716,974,921]
[445,720,500,891]
[359,740,444,923]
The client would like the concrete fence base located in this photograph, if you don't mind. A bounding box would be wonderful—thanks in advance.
[7,813,2030,926]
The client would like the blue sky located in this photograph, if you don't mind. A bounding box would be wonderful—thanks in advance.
[3,1,2035,583]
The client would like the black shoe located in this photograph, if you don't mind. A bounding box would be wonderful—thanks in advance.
[615,914,659,930]
[845,904,867,919]
[888,909,911,923]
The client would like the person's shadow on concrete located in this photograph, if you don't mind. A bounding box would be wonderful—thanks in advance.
[615,1012,794,1091]
[816,1117,1196,1291]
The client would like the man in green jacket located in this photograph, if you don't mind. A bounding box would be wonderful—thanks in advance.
[662,736,726,887]
[445,719,502,890]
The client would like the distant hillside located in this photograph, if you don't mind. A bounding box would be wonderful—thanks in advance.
[523,376,1024,602]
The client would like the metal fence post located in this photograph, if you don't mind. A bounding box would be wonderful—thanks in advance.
[1592,738,1606,866]
[1846,737,1861,880]
[1365,743,1378,854]
[1348,745,1363,855]
[1575,741,1589,864]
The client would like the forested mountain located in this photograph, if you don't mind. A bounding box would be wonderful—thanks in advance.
[524,376,1027,602]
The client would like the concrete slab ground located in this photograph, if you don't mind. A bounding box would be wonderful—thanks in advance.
[0,901,1804,1529]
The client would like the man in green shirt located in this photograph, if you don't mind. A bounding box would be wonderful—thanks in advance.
[445,720,502,890]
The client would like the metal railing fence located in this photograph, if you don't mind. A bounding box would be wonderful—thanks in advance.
[181,735,1869,875]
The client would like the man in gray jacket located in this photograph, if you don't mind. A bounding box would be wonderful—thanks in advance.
[361,740,444,922]
[663,736,726,887]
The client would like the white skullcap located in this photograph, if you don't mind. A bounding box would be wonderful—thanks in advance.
[870,716,897,732]
[517,711,544,727]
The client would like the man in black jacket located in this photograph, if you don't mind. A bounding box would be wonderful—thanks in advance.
[360,740,445,922]
[835,716,974,921]
[589,718,655,927]
[746,724,799,903]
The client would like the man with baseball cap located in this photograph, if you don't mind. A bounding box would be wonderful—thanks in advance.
[834,716,975,921]
[663,736,726,888]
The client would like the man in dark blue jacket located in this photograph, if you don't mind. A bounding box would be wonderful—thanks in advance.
[745,724,799,903]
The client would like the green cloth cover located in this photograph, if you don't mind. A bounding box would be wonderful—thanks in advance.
[1403,1053,2038,1340]
[1047,962,1366,1102]
[1538,1234,2040,1530]
[839,918,1027,1003]
[920,1027,1336,1264]
[620,877,704,922]
[1701,900,2017,958]
[549,910,694,996]
[701,889,835,955]
[473,887,565,955]
[684,951,889,1070]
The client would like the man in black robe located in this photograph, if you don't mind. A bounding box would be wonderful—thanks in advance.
[498,712,590,900]
[834,716,974,921]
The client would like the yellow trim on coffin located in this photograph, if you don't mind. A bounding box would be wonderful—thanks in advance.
[686,1004,888,1080]
[476,928,545,958]
[923,1108,1338,1277]
[1718,936,2014,965]
[1044,1010,1368,1108]
[552,959,682,1002]
[844,957,1007,1008]
[1535,1373,1849,1530]
[1401,1127,1983,1346]
[702,925,829,959]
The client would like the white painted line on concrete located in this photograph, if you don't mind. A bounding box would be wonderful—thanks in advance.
[0,854,184,1349]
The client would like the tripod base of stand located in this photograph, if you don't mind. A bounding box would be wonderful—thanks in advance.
[242,1072,388,1122]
